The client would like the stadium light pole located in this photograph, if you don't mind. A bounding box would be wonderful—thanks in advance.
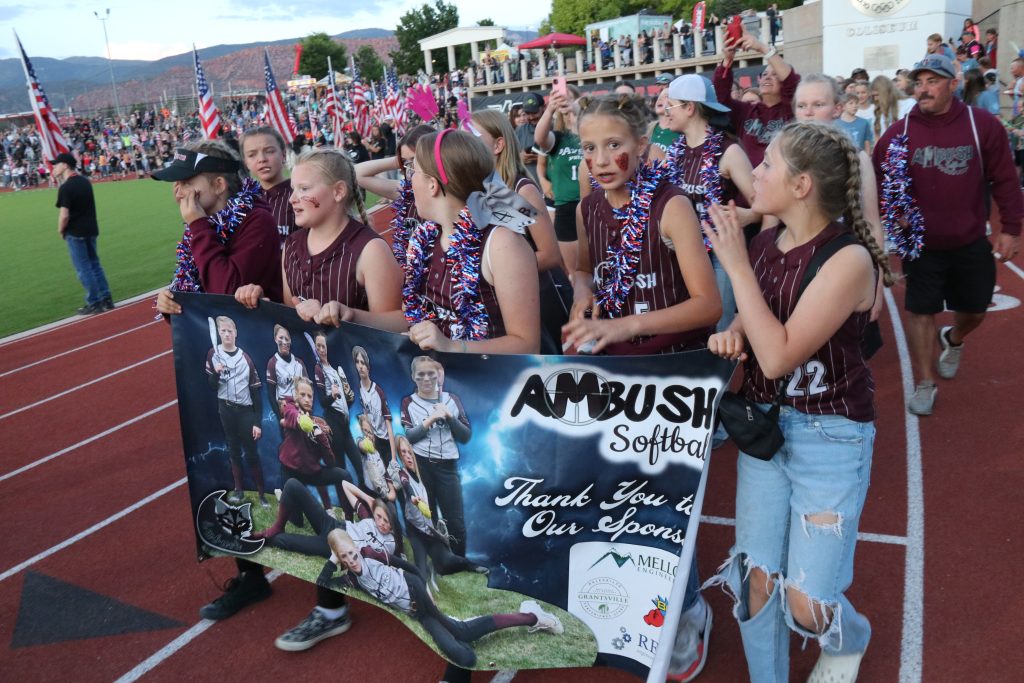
[93,8,121,118]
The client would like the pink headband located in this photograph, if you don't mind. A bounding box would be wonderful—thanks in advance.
[434,128,454,185]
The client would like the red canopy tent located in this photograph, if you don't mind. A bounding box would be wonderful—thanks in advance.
[517,33,587,49]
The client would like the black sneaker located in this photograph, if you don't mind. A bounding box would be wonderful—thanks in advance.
[274,608,351,651]
[98,298,115,312]
[199,572,272,620]
[76,303,100,315]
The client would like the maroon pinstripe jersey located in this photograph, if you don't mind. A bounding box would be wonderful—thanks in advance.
[263,179,297,250]
[581,180,713,355]
[414,225,507,340]
[744,223,875,422]
[283,219,381,310]
[671,137,741,216]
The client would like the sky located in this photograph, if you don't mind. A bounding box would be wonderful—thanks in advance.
[1,0,552,61]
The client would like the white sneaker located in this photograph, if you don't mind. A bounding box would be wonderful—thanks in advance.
[937,326,963,379]
[520,599,564,634]
[907,381,937,416]
[806,650,866,683]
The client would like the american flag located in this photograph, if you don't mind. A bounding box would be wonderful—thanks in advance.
[325,57,345,147]
[306,94,319,142]
[193,46,220,139]
[383,66,406,136]
[263,49,297,143]
[349,56,372,138]
[15,33,69,162]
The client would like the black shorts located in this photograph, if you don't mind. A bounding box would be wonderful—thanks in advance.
[1015,148,1024,168]
[553,201,579,242]
[902,236,995,315]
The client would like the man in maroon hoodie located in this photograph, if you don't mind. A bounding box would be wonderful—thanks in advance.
[712,30,799,168]
[874,54,1022,416]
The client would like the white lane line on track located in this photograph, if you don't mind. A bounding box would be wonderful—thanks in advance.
[1003,260,1024,281]
[700,515,907,546]
[0,289,162,347]
[113,570,284,683]
[0,350,172,421]
[0,400,177,483]
[490,671,518,682]
[0,320,162,379]
[0,477,187,584]
[884,288,925,683]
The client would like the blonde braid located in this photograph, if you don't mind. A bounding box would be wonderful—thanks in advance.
[336,152,368,224]
[778,121,895,287]
[352,179,369,225]
[839,141,896,287]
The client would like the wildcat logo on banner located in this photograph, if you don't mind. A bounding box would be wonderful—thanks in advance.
[170,293,734,679]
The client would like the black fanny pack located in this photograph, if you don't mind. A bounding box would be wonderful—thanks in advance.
[717,387,785,461]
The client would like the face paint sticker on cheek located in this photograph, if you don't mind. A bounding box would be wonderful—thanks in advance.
[585,157,593,173]
[614,153,629,172]
[302,195,321,208]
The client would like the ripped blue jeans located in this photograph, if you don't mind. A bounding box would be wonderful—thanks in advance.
[705,407,875,683]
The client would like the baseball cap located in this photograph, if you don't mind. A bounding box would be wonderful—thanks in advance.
[667,74,730,113]
[53,152,77,169]
[521,92,543,114]
[152,148,240,181]
[655,73,673,85]
[910,54,957,80]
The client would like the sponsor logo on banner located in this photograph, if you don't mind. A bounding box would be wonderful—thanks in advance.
[643,595,669,627]
[577,577,630,619]
[567,541,679,667]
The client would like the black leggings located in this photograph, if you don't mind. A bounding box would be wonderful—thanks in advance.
[266,480,352,610]
[266,478,341,557]
[407,525,480,579]
[407,573,502,669]
[321,408,364,488]
[276,466,352,540]
[219,401,265,494]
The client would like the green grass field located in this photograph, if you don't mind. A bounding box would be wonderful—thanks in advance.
[221,494,598,670]
[0,181,381,338]
[0,180,182,337]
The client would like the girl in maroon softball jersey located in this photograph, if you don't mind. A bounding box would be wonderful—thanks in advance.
[240,127,295,250]
[703,121,894,683]
[403,128,541,683]
[652,73,758,335]
[563,93,721,355]
[562,93,721,683]
[404,129,540,356]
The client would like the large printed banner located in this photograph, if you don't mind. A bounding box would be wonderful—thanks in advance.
[171,293,734,679]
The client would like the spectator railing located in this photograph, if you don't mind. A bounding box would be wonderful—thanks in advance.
[468,15,781,96]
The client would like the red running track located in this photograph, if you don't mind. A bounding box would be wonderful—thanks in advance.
[1,259,1022,683]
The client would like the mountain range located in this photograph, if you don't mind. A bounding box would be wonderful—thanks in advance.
[0,29,396,116]
[3,27,538,117]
